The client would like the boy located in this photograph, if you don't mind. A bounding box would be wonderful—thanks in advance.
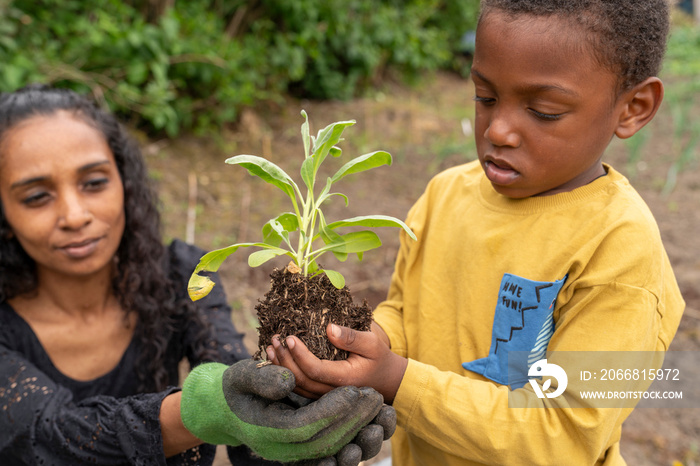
[267,0,685,464]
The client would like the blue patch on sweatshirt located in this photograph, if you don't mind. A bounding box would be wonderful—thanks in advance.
[462,274,566,388]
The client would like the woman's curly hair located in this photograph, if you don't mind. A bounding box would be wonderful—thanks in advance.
[0,85,214,392]
[479,0,670,94]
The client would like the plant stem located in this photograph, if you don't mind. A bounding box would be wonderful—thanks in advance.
[298,187,314,275]
[303,199,319,275]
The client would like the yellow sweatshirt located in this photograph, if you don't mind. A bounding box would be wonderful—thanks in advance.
[374,161,684,466]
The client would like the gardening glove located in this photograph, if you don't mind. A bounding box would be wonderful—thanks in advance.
[284,393,397,465]
[180,359,385,464]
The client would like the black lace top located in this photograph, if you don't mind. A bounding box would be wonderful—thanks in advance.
[0,240,275,466]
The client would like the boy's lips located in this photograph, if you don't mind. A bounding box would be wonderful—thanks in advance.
[483,159,520,186]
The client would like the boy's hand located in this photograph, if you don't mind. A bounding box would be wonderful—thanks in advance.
[266,322,408,404]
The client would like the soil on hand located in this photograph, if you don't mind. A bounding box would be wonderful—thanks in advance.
[253,266,373,361]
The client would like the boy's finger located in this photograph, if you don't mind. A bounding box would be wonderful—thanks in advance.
[284,335,360,387]
[293,386,322,400]
[271,336,303,371]
[266,345,279,364]
[274,336,338,395]
[327,324,376,356]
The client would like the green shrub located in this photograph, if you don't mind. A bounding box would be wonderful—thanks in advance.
[0,0,479,136]
[256,0,478,100]
[664,23,700,78]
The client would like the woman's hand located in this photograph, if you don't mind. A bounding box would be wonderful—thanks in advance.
[179,359,386,464]
[266,322,408,403]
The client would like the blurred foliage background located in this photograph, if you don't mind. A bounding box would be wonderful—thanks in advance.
[0,0,479,136]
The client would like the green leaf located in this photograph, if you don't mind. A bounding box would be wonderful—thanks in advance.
[317,177,349,206]
[318,191,349,207]
[248,248,290,267]
[311,119,355,177]
[276,212,301,231]
[126,61,149,85]
[191,243,250,275]
[301,110,310,159]
[262,213,299,247]
[225,155,299,201]
[300,157,315,191]
[188,242,269,301]
[307,260,320,274]
[317,231,382,255]
[326,215,417,241]
[317,177,334,202]
[331,151,392,183]
[323,269,346,289]
[319,224,342,244]
[320,225,348,262]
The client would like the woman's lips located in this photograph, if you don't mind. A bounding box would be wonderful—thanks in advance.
[483,160,520,186]
[59,238,101,259]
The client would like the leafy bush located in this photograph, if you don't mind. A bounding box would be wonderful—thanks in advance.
[0,0,263,135]
[664,23,700,78]
[0,0,479,136]
[256,0,479,100]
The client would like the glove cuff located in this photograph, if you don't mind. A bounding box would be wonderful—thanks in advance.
[180,362,242,446]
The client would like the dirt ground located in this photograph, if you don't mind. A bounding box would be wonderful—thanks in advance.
[145,72,699,465]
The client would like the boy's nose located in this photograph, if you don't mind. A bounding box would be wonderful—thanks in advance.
[484,114,521,148]
[57,194,93,229]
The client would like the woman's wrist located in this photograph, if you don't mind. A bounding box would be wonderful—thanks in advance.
[160,392,203,457]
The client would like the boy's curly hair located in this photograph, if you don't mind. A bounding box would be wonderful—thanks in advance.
[0,85,215,393]
[479,0,670,93]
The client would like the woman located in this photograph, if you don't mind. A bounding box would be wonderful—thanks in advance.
[0,85,390,465]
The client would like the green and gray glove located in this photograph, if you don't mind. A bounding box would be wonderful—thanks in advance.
[180,359,388,464]
[284,392,397,465]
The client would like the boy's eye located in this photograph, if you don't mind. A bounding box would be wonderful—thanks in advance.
[473,95,495,105]
[473,95,565,121]
[530,108,565,122]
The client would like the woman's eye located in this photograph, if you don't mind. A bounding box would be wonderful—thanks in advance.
[84,177,109,191]
[22,192,50,206]
[530,109,564,121]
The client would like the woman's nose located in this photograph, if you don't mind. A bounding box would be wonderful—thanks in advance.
[57,193,93,229]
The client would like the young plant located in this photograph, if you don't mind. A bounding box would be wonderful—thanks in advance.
[188,110,416,301]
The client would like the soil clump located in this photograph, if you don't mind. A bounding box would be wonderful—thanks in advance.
[254,266,373,361]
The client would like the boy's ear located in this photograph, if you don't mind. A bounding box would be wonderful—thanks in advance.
[615,77,664,140]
